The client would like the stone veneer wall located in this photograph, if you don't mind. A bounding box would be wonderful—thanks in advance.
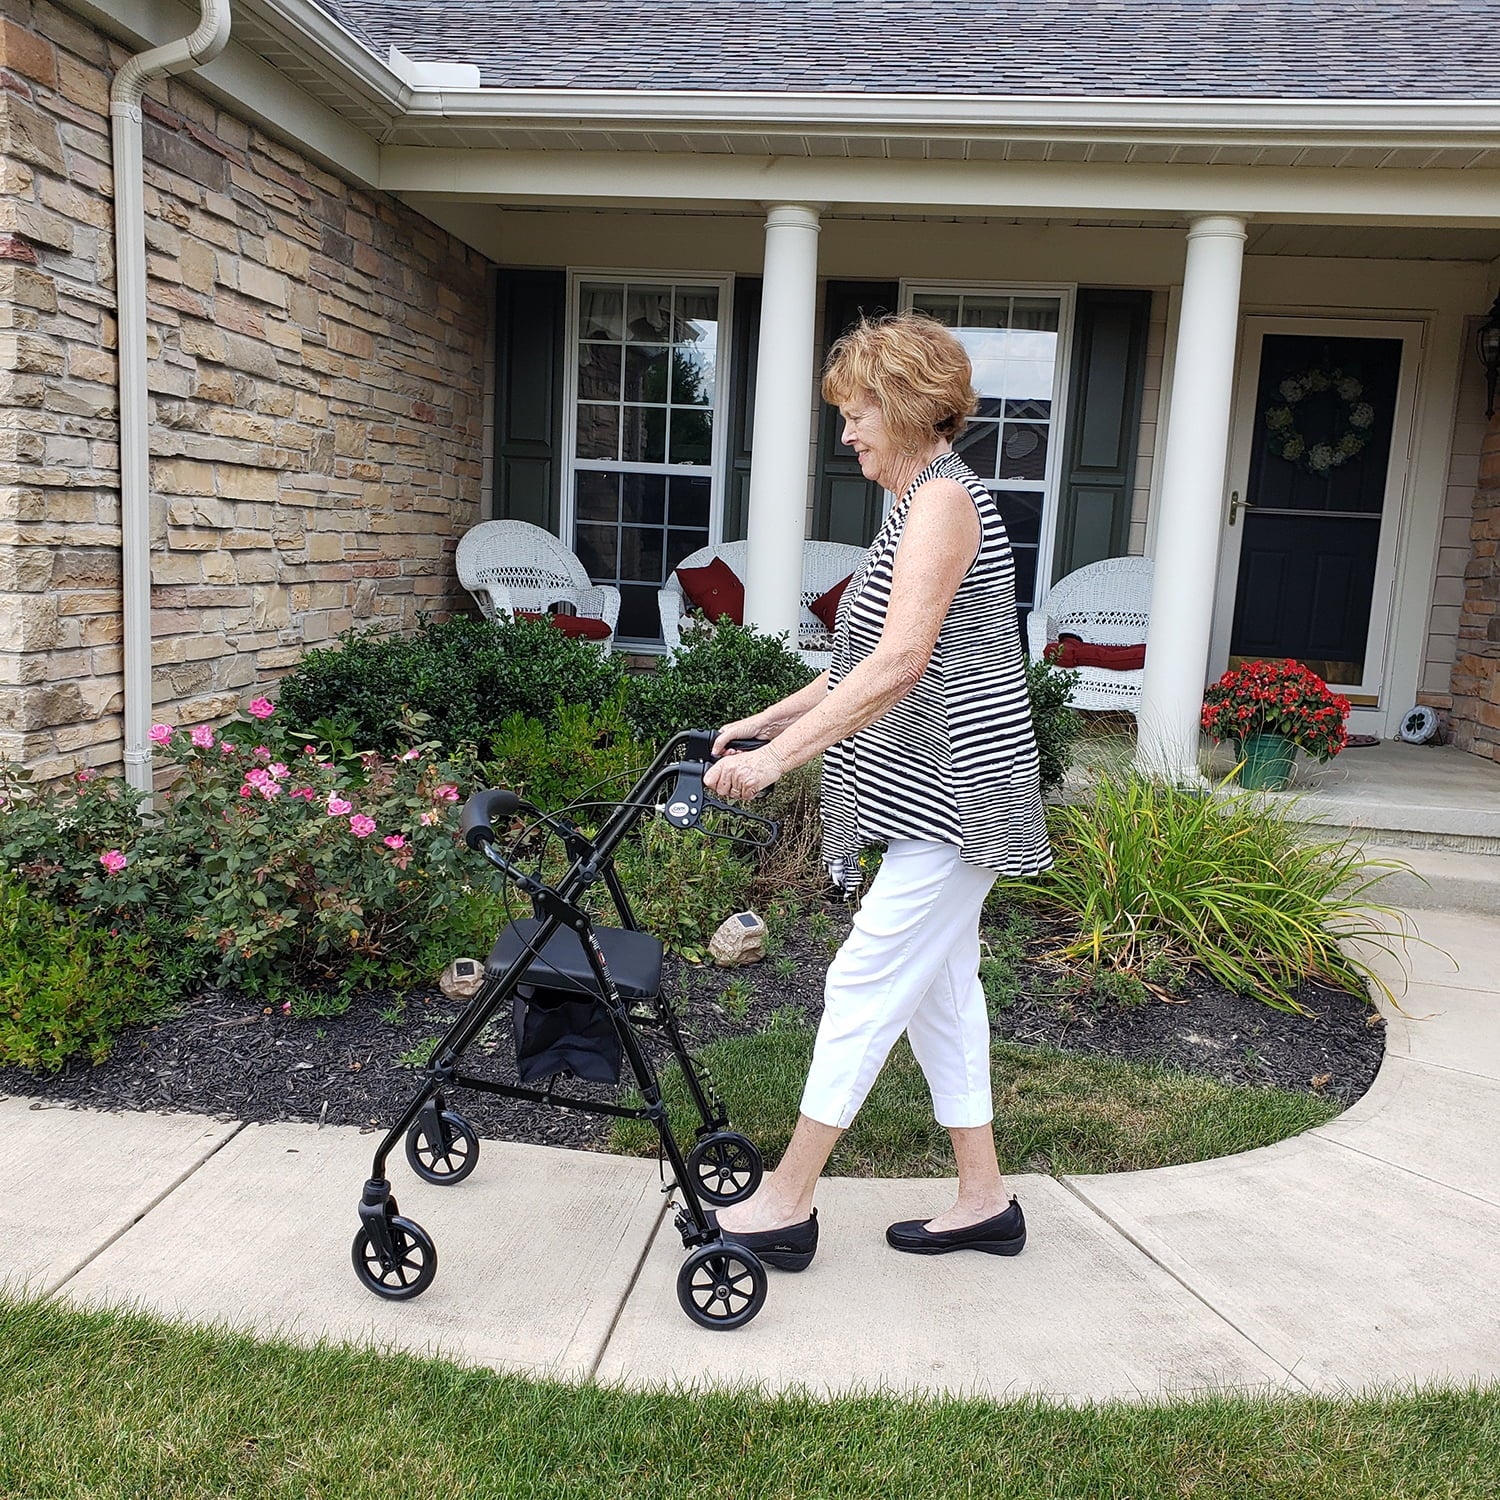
[1448,408,1500,760]
[0,0,490,780]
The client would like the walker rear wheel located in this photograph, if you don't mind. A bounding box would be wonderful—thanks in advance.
[676,1241,767,1330]
[686,1130,763,1207]
[405,1109,480,1185]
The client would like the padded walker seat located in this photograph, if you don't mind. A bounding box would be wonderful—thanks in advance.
[486,919,664,1001]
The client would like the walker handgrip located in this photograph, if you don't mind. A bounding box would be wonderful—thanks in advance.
[460,787,521,850]
[713,737,770,759]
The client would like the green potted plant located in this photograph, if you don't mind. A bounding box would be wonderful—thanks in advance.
[1200,658,1351,790]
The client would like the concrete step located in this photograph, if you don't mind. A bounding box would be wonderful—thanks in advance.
[1356,843,1500,913]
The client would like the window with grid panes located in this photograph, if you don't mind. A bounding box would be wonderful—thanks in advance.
[569,279,724,643]
[908,291,1069,625]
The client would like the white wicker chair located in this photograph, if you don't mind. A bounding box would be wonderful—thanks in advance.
[659,539,869,669]
[1026,556,1154,713]
[455,520,622,646]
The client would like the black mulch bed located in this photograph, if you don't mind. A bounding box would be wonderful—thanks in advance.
[0,904,1386,1147]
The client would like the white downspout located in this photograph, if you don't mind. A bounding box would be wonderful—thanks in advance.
[110,1,232,794]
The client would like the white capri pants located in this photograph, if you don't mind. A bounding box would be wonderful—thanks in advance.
[801,839,997,1131]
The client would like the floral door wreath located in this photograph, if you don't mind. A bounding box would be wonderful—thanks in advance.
[1263,367,1377,475]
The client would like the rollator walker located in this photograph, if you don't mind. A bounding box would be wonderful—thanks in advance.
[351,729,781,1330]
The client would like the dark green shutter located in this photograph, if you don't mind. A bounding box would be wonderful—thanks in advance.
[494,269,565,530]
[721,276,761,543]
[1052,289,1151,581]
[812,280,899,544]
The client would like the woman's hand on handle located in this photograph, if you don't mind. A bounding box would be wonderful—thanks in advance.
[704,741,785,803]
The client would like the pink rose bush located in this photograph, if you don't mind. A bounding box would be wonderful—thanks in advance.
[1,694,486,1000]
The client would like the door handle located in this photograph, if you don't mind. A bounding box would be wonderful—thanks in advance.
[1228,490,1243,525]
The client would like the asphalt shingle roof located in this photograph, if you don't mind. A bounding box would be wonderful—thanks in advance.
[312,1,1500,100]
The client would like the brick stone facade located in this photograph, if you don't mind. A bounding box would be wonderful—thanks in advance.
[0,0,489,779]
[1448,409,1500,761]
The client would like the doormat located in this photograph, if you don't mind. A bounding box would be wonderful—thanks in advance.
[1345,734,1380,748]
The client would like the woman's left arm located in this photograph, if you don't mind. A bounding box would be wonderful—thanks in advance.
[705,478,977,799]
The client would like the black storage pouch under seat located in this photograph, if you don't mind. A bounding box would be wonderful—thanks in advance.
[485,919,663,1001]
[512,984,623,1084]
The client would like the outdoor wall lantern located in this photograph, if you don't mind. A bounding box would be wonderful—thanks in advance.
[1479,293,1500,420]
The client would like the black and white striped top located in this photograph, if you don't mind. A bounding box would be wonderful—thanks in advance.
[820,451,1054,895]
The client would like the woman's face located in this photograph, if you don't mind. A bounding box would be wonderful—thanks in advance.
[839,393,900,490]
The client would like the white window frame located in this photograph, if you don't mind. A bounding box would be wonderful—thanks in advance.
[562,269,734,645]
[900,280,1077,606]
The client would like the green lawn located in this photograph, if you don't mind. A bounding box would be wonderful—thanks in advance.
[3,1296,1495,1500]
[612,1027,1338,1175]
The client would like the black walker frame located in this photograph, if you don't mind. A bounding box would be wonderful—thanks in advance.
[351,729,779,1331]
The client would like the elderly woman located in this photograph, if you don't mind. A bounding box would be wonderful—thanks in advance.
[702,312,1052,1270]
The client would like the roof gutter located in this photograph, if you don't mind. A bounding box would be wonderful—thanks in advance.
[110,0,232,794]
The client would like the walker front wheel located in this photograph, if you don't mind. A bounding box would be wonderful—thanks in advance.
[351,1215,437,1301]
[676,1242,767,1330]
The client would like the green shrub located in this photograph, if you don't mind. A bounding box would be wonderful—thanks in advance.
[603,819,754,962]
[998,772,1404,1013]
[1023,656,1085,798]
[487,690,652,816]
[626,622,815,747]
[0,879,195,1069]
[275,615,628,755]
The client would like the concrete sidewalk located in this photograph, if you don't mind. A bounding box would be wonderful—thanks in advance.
[5,905,1499,1403]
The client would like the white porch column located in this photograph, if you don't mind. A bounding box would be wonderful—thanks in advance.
[1136,214,1248,779]
[743,204,821,645]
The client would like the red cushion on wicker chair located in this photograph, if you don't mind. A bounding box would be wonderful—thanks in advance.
[516,611,612,641]
[809,573,853,633]
[1045,634,1146,670]
[676,556,744,626]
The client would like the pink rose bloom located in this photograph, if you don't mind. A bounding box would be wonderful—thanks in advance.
[253,746,270,761]
[247,697,275,720]
[75,768,98,783]
[246,767,270,786]
[400,749,421,761]
[239,785,254,798]
[148,724,173,746]
[303,745,318,756]
[383,834,406,850]
[349,814,376,838]
[327,796,353,816]
[436,785,459,802]
[190,725,215,749]
[219,741,237,754]
[269,762,289,780]
[99,849,127,875]
[290,786,316,802]
[419,811,437,826]
[258,781,282,800]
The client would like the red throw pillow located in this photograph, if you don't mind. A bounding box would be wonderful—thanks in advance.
[1045,634,1146,671]
[676,556,744,626]
[516,611,612,641]
[809,573,853,633]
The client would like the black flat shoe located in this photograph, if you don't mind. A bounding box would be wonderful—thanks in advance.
[885,1197,1025,1257]
[716,1208,819,1272]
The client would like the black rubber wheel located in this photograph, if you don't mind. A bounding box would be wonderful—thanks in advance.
[405,1109,480,1185]
[676,1242,767,1331]
[351,1215,437,1301]
[686,1130,763,1207]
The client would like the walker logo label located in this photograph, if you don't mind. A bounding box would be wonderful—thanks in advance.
[668,801,690,819]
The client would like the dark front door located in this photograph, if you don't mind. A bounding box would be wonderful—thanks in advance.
[1230,332,1404,689]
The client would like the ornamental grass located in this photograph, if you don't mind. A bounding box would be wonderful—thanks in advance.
[997,772,1405,1014]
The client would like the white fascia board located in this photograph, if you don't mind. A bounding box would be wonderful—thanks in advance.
[62,0,382,184]
[401,88,1500,149]
[384,149,1500,226]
